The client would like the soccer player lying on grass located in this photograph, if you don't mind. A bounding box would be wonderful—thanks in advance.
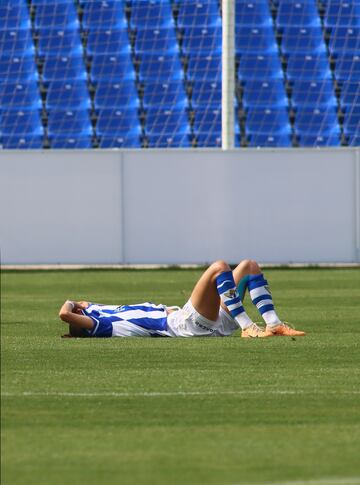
[59,259,305,339]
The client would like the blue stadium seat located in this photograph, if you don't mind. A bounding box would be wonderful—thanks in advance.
[130,1,174,29]
[82,1,127,30]
[280,26,326,54]
[285,52,332,80]
[86,28,131,55]
[235,26,278,54]
[294,106,340,140]
[238,53,283,81]
[339,81,359,108]
[147,133,192,148]
[328,27,360,55]
[96,108,142,148]
[32,0,76,4]
[143,81,188,109]
[191,81,221,108]
[187,54,221,81]
[343,106,359,137]
[42,55,87,82]
[0,3,31,30]
[47,109,93,137]
[0,54,38,82]
[347,134,360,146]
[1,134,44,149]
[0,109,43,137]
[182,26,222,55]
[0,29,35,55]
[245,106,291,135]
[242,80,288,108]
[138,53,184,81]
[247,133,292,147]
[276,1,320,27]
[94,81,139,109]
[177,0,220,28]
[0,81,42,110]
[235,1,272,27]
[49,135,93,148]
[291,80,337,108]
[135,28,179,54]
[145,107,191,139]
[334,54,360,82]
[34,2,79,29]
[193,107,221,146]
[297,133,341,146]
[37,28,83,56]
[90,53,135,84]
[324,1,360,28]
[46,80,91,109]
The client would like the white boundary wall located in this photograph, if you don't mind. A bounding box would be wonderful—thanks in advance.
[1,148,359,264]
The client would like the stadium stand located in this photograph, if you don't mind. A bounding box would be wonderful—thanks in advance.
[0,0,359,149]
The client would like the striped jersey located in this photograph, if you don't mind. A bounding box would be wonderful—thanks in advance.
[83,302,170,337]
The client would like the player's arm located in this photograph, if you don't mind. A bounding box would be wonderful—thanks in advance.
[58,300,94,330]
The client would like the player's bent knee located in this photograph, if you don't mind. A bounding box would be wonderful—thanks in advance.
[211,260,231,277]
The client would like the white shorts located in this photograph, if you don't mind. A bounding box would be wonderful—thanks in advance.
[166,299,239,337]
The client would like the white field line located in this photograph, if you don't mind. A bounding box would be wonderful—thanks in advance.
[234,478,360,485]
[2,389,360,398]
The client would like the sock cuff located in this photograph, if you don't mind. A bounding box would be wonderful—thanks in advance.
[248,273,268,290]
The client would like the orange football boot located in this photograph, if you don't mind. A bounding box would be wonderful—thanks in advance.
[242,323,269,338]
[265,322,306,337]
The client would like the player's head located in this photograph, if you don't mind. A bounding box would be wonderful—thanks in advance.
[62,324,89,338]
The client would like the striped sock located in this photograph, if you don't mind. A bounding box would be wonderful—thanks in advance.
[216,271,252,329]
[248,274,281,326]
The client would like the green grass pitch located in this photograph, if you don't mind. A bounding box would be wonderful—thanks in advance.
[2,268,360,485]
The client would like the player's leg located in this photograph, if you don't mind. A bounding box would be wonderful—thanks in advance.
[190,260,265,336]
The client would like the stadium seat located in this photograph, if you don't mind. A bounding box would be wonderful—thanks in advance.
[294,106,340,140]
[96,108,142,147]
[339,81,360,108]
[280,26,327,54]
[146,133,192,148]
[130,1,174,29]
[0,81,42,110]
[191,81,221,108]
[244,106,291,135]
[193,107,221,146]
[42,55,87,82]
[94,81,139,109]
[48,135,93,148]
[334,54,360,82]
[297,133,341,146]
[291,80,337,108]
[285,52,332,80]
[90,53,136,84]
[82,1,127,30]
[182,26,222,55]
[37,28,83,56]
[343,106,360,136]
[235,1,272,27]
[328,27,360,55]
[187,54,221,81]
[0,29,35,55]
[143,81,188,109]
[242,80,288,108]
[86,28,131,55]
[276,1,320,27]
[347,134,360,146]
[145,107,191,138]
[238,53,283,81]
[0,3,31,30]
[47,109,93,137]
[34,2,79,29]
[46,80,91,109]
[0,54,38,82]
[0,109,43,136]
[138,53,184,81]
[32,0,76,4]
[235,26,278,54]
[135,28,179,54]
[1,134,44,149]
[324,1,360,28]
[247,133,292,147]
[176,0,220,28]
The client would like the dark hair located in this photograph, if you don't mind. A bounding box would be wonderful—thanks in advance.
[68,325,89,338]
